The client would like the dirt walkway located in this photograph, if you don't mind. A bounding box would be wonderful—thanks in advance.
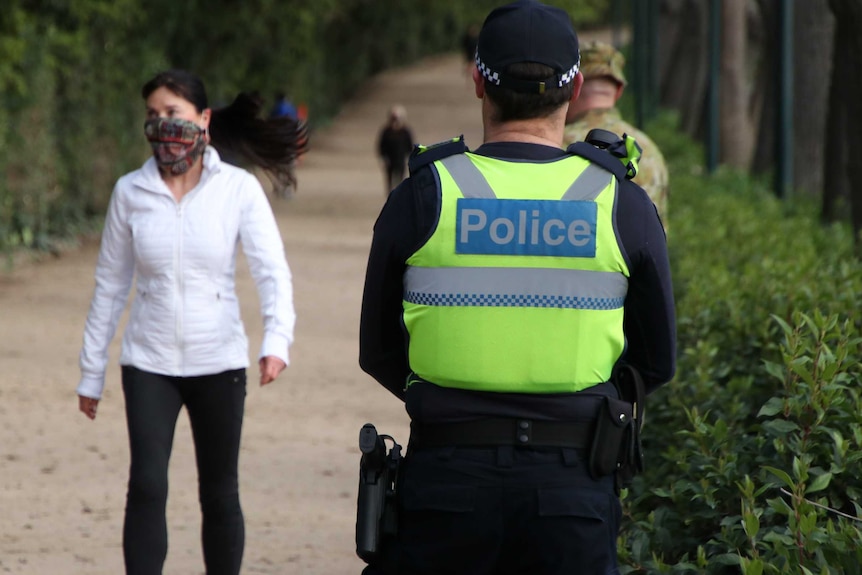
[0,31,618,572]
[0,54,482,575]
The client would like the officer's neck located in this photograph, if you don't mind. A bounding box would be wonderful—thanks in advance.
[483,105,567,149]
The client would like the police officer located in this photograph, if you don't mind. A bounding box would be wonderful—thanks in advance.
[564,41,669,228]
[358,1,675,573]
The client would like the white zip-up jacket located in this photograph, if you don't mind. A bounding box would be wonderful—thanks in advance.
[77,148,295,399]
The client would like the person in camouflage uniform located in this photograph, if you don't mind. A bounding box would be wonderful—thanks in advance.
[564,41,668,227]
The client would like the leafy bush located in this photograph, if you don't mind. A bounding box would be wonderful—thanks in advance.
[617,113,862,574]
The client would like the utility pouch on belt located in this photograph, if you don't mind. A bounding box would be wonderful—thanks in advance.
[615,364,646,484]
[355,423,401,564]
[589,364,647,489]
[589,396,633,479]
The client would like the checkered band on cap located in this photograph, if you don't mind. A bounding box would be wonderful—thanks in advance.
[559,56,581,87]
[476,53,501,86]
[476,53,580,89]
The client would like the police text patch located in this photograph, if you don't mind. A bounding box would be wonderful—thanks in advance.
[455,198,597,257]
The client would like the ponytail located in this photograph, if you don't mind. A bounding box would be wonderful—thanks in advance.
[209,92,308,189]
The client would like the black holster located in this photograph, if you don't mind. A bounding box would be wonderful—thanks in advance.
[588,364,646,491]
[355,423,401,564]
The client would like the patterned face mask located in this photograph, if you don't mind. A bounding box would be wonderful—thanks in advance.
[144,117,207,175]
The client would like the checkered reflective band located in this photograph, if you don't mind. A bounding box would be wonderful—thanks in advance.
[404,291,624,310]
[404,267,627,310]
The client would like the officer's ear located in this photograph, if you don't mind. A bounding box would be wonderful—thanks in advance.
[614,81,624,102]
[570,71,584,105]
[472,65,485,99]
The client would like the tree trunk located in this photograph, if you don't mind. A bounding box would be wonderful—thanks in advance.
[826,0,862,254]
[750,0,835,199]
[658,0,709,139]
[720,0,753,168]
[751,0,776,174]
[822,61,848,224]
[794,0,835,197]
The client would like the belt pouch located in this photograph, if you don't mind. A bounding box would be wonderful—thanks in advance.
[588,396,632,479]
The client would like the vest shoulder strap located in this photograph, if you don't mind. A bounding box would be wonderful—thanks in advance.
[408,136,469,175]
[566,130,643,182]
[566,142,629,181]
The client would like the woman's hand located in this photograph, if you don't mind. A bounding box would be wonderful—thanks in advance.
[79,395,100,420]
[259,356,287,386]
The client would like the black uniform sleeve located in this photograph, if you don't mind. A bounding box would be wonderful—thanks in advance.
[616,182,676,394]
[359,167,438,400]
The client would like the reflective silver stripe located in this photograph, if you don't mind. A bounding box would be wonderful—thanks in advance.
[562,163,613,201]
[442,155,611,202]
[404,266,627,310]
[439,155,496,199]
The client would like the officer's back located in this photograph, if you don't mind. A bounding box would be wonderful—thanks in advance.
[358,1,676,573]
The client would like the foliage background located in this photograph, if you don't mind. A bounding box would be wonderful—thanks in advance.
[0,0,609,256]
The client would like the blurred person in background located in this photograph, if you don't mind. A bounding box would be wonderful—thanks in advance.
[376,104,415,195]
[461,22,480,78]
[269,90,298,121]
[269,90,303,198]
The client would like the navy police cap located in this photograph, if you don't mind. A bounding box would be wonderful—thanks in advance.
[476,0,580,94]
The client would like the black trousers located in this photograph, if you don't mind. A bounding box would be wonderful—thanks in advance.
[362,445,621,575]
[121,366,247,575]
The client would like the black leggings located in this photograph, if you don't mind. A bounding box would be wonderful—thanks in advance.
[121,366,247,575]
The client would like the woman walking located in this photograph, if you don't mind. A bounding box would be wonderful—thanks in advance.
[76,69,305,575]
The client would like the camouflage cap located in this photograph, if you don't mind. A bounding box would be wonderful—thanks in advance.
[579,41,626,86]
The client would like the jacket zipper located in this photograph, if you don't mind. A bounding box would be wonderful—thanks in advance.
[175,201,184,373]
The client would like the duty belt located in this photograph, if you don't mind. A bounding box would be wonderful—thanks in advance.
[409,418,595,449]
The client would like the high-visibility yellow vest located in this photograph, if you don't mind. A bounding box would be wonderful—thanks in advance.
[403,151,629,393]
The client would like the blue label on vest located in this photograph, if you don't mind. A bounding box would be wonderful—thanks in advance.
[456,198,597,257]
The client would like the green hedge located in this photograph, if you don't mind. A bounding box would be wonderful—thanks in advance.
[618,113,862,574]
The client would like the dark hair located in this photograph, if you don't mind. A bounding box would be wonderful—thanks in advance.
[483,63,574,123]
[142,69,307,188]
[142,69,209,111]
